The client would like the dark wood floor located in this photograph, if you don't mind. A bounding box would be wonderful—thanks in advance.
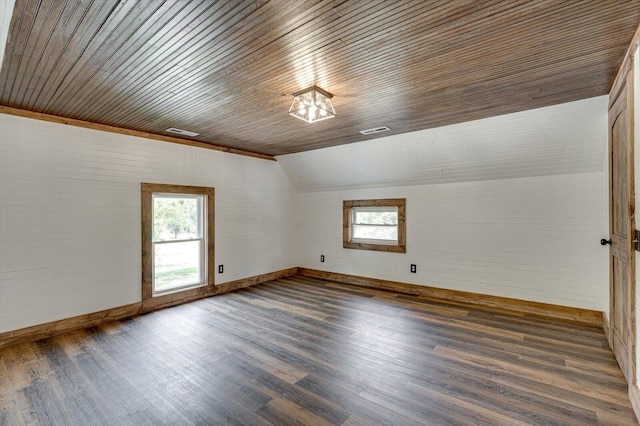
[0,275,636,425]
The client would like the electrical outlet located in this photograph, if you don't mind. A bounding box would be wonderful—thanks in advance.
[218,265,224,273]
[410,264,417,273]
[320,255,325,263]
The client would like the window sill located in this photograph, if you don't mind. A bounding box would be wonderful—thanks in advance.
[343,241,406,253]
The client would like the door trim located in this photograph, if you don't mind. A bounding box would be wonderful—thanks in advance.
[608,56,636,386]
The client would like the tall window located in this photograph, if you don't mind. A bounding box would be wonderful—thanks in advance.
[343,198,406,253]
[152,194,205,294]
[142,184,214,309]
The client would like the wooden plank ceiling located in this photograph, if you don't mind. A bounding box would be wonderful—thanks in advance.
[1,0,639,157]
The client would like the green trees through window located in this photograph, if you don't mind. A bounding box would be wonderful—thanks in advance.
[152,194,204,293]
[153,197,198,240]
[141,183,215,308]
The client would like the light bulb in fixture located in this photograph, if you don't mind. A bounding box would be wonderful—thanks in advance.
[288,85,336,123]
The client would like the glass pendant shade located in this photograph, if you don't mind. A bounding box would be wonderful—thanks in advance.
[289,85,336,123]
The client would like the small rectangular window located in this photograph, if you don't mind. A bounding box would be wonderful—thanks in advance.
[344,199,406,253]
[351,206,398,244]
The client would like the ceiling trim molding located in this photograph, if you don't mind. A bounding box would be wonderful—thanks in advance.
[0,105,275,161]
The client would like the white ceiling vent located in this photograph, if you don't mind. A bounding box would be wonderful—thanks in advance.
[165,127,200,137]
[359,126,391,136]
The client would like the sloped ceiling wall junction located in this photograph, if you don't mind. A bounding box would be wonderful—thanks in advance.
[285,95,610,312]
[277,96,608,192]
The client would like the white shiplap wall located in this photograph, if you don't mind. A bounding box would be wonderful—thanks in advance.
[0,114,297,333]
[286,95,610,311]
[278,96,608,192]
[296,173,609,311]
[0,93,611,333]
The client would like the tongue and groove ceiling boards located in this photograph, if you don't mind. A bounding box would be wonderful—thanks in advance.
[0,1,639,157]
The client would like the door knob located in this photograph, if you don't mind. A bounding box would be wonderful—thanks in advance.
[601,238,612,245]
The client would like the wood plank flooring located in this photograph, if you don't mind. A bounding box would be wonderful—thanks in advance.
[0,275,636,425]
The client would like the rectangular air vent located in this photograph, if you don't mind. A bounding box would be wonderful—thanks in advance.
[165,127,199,137]
[359,126,391,135]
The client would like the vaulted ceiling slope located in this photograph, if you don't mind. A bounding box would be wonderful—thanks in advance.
[277,96,608,191]
[0,1,638,156]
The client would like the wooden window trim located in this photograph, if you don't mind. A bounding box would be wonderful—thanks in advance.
[343,198,406,253]
[141,183,215,311]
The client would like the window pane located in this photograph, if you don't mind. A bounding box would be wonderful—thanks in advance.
[154,241,202,292]
[343,198,405,253]
[353,225,398,241]
[153,196,201,241]
[354,210,397,225]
